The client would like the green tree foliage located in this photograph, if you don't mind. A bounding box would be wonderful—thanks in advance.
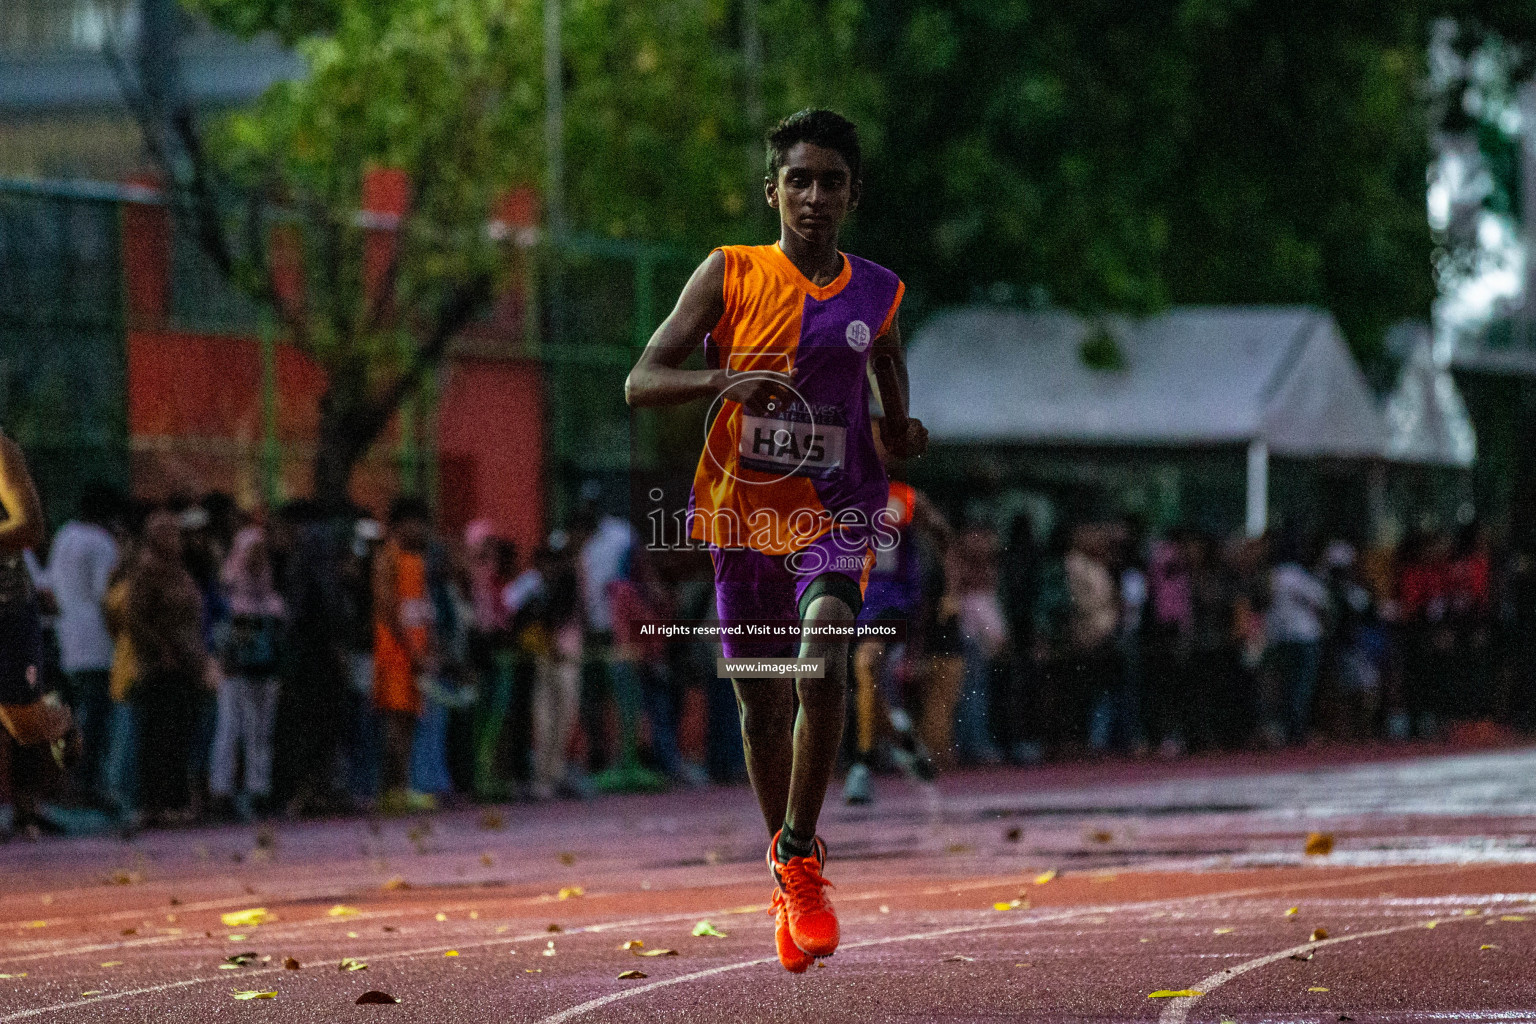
[841,0,1535,366]
[168,0,1536,487]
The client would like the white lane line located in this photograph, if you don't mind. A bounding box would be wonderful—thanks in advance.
[0,865,1442,1023]
[0,902,782,1022]
[1156,916,1480,1024]
[0,882,645,965]
[533,867,1445,1024]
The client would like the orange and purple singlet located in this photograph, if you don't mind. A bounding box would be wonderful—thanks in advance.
[686,243,904,657]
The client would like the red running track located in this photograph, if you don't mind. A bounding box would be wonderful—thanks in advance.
[4,743,1536,1022]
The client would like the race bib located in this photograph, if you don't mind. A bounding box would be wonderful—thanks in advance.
[739,415,846,479]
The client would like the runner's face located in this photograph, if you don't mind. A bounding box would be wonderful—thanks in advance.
[767,142,858,248]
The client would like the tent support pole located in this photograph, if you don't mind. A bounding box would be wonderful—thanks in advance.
[1246,441,1269,538]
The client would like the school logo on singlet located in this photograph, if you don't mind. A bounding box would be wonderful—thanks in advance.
[846,319,871,351]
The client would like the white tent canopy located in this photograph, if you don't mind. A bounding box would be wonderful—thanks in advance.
[906,306,1400,536]
[907,305,1388,457]
[1383,325,1477,469]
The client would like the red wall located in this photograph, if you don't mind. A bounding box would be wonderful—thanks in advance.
[126,329,544,548]
[120,178,545,547]
[438,357,545,558]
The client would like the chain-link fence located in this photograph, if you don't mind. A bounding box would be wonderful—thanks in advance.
[0,182,129,527]
[0,176,702,528]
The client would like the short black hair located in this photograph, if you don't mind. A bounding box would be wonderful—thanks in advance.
[766,109,861,182]
[388,496,431,527]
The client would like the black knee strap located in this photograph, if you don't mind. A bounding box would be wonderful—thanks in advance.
[798,571,864,621]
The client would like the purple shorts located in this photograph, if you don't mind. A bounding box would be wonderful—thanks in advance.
[710,532,872,659]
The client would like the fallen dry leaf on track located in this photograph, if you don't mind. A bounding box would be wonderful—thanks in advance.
[328,906,360,918]
[479,810,505,830]
[232,990,276,1000]
[81,990,105,996]
[1310,928,1329,942]
[435,913,447,922]
[620,940,644,950]
[21,921,46,929]
[1289,952,1314,962]
[100,961,122,968]
[443,951,459,958]
[692,920,727,938]
[547,923,562,933]
[120,928,137,936]
[346,932,359,939]
[558,852,577,865]
[0,973,27,979]
[221,909,269,928]
[617,970,647,980]
[1304,833,1335,856]
[558,887,585,900]
[226,953,259,966]
[1423,921,1438,929]
[381,876,410,891]
[480,853,494,866]
[992,902,1013,912]
[1005,827,1022,842]
[946,843,974,855]
[340,958,368,972]
[1089,831,1113,844]
[1214,928,1234,935]
[1501,915,1527,922]
[1285,907,1299,917]
[228,934,249,942]
[879,905,890,914]
[1309,987,1330,992]
[1148,990,1202,998]
[283,958,300,970]
[356,990,399,1004]
[637,949,677,958]
[1033,870,1057,885]
[942,955,975,963]
[1482,944,1499,950]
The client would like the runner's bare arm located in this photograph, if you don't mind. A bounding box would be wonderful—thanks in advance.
[624,251,791,414]
[871,313,928,459]
[0,433,45,553]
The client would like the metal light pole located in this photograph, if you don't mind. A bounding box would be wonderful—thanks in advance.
[544,0,571,517]
[544,0,566,245]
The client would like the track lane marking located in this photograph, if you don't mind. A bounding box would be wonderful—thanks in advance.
[0,903,802,1022]
[0,864,1453,1021]
[1156,915,1482,1024]
[532,867,1447,1023]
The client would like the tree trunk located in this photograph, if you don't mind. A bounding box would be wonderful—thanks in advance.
[312,382,395,515]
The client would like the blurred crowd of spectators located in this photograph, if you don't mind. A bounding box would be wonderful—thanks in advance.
[1,477,1528,839]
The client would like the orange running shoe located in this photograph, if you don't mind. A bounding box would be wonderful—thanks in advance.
[767,830,839,960]
[769,887,815,973]
[766,830,816,972]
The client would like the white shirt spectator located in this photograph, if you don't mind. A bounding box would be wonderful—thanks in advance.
[579,515,635,633]
[46,520,119,672]
[502,569,544,619]
[1268,562,1327,644]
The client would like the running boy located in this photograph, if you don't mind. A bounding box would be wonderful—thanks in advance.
[625,109,927,971]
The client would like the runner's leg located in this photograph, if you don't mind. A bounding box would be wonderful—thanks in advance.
[783,590,854,848]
